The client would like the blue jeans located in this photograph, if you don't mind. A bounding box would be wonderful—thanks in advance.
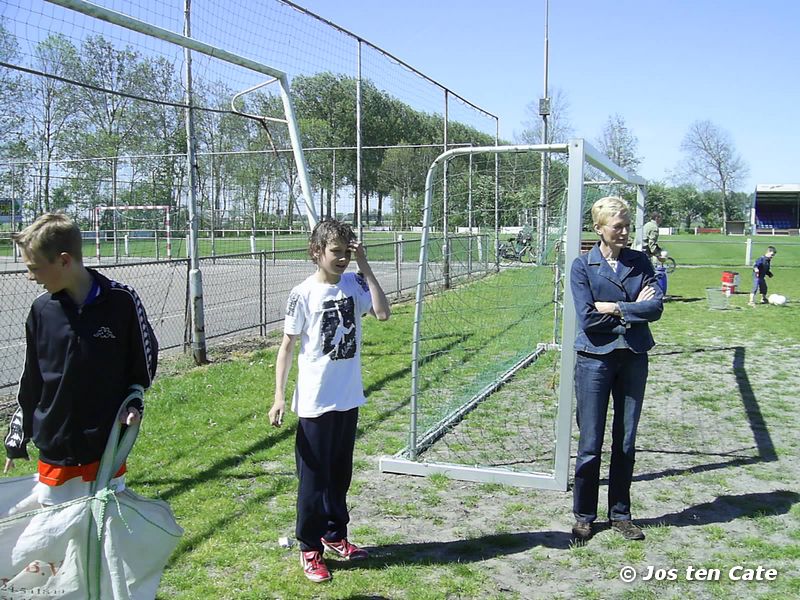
[752,275,767,295]
[573,350,648,523]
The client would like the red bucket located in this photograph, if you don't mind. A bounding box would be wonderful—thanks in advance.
[721,271,739,295]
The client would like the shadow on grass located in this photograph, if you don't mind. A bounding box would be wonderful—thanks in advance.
[135,426,297,501]
[333,531,573,571]
[640,490,799,529]
[664,295,704,303]
[637,344,777,484]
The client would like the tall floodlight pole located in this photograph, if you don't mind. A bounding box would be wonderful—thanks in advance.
[184,0,207,364]
[537,0,550,263]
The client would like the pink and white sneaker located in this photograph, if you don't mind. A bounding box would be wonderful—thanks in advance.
[320,537,369,560]
[300,550,331,582]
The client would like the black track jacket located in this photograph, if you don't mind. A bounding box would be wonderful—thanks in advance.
[4,269,158,466]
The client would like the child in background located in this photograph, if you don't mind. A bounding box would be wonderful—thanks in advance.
[749,246,776,306]
[269,219,390,583]
[4,213,158,505]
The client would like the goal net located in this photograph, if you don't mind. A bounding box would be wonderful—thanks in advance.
[94,204,172,261]
[380,140,647,490]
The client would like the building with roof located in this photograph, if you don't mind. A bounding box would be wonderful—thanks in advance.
[752,184,800,234]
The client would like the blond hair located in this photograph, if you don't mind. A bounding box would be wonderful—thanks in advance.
[591,196,630,227]
[12,213,83,262]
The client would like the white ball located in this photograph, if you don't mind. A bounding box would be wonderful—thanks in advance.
[768,294,787,306]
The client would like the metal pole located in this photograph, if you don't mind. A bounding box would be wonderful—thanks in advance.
[553,138,586,491]
[634,184,646,250]
[184,0,207,364]
[11,166,18,261]
[95,207,101,262]
[210,166,216,258]
[112,157,118,262]
[356,40,363,238]
[537,0,550,264]
[468,151,473,274]
[494,121,500,271]
[259,252,265,336]
[331,149,337,219]
[443,90,450,289]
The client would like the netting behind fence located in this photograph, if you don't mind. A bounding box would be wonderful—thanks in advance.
[1,0,497,244]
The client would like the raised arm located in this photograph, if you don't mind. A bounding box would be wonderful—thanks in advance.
[352,240,391,321]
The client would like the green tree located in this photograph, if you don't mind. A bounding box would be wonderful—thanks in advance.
[0,20,22,145]
[25,35,80,213]
[66,36,154,217]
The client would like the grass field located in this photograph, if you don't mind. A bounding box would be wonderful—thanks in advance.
[2,264,799,598]
[4,230,798,268]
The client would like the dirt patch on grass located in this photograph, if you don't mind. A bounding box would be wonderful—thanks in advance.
[345,339,800,599]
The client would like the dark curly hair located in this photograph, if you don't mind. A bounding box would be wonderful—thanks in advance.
[308,219,356,264]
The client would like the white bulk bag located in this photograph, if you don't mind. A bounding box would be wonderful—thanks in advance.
[0,387,183,599]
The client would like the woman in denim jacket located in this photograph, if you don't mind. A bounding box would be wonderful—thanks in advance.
[570,196,663,543]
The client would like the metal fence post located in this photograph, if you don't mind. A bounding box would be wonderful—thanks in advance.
[260,251,265,336]
[395,233,401,298]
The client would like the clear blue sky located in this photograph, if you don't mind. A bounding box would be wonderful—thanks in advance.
[296,0,799,192]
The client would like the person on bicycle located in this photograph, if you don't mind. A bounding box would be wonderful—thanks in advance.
[641,212,662,259]
[516,225,533,251]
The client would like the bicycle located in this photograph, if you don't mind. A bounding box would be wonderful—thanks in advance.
[498,237,536,264]
[645,247,676,274]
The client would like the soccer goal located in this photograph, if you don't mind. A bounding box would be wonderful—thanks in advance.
[94,205,172,262]
[379,139,647,490]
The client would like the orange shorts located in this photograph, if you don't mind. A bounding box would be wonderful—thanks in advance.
[37,460,126,486]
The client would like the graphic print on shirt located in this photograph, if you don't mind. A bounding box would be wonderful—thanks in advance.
[286,292,300,317]
[321,296,356,360]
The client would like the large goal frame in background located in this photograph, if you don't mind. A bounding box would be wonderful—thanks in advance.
[380,139,647,490]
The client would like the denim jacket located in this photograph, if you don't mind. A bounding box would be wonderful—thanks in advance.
[571,244,663,354]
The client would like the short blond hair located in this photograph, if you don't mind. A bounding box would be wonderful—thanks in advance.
[12,212,83,262]
[591,196,630,227]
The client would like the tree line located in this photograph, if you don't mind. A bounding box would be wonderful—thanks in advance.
[519,91,751,232]
[1,22,750,234]
[0,25,509,233]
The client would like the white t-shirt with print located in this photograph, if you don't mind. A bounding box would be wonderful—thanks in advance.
[284,271,373,418]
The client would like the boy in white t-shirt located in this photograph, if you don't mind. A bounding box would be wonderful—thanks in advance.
[269,219,390,583]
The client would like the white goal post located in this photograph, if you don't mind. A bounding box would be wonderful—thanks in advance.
[94,205,172,261]
[379,139,647,490]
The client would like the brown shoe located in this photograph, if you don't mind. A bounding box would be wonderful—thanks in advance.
[571,520,592,542]
[611,520,645,540]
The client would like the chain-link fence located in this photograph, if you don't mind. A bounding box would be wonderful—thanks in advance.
[1,233,491,402]
[1,0,498,240]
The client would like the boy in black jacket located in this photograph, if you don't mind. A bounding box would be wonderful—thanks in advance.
[3,213,158,504]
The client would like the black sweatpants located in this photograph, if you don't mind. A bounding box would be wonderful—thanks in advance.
[295,407,359,552]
